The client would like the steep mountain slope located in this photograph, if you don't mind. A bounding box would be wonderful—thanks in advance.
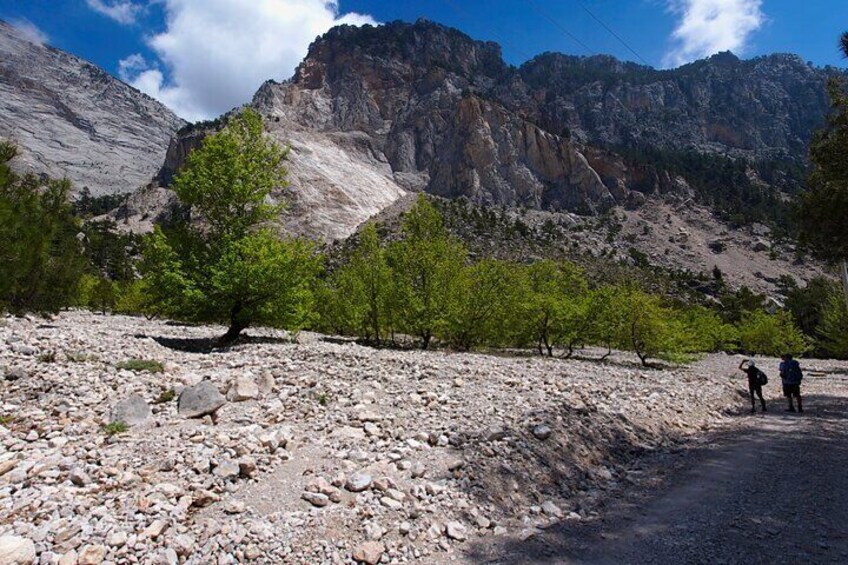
[145,20,838,241]
[516,51,835,163]
[0,20,185,196]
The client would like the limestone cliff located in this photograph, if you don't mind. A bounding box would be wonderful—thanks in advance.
[0,20,184,196]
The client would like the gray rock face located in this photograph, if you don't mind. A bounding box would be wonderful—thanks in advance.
[0,20,184,196]
[177,381,226,419]
[140,20,837,242]
[518,51,835,164]
[110,393,151,427]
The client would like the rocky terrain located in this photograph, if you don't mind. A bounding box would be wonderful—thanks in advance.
[3,311,847,564]
[0,20,185,196]
[124,19,840,242]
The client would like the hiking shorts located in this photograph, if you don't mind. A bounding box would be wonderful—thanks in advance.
[783,383,801,397]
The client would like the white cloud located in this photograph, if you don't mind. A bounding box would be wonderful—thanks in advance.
[662,0,764,67]
[86,0,143,25]
[118,53,149,80]
[10,18,49,45]
[119,0,377,121]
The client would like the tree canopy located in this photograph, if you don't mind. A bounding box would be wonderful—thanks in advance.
[140,109,319,343]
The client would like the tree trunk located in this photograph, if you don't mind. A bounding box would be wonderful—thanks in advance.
[421,332,432,350]
[218,302,247,346]
[218,322,247,345]
[637,351,649,366]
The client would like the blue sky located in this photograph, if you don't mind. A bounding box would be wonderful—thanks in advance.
[2,1,847,120]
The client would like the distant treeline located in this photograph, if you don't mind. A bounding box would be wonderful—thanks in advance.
[2,110,846,363]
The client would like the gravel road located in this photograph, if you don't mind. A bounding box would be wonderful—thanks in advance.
[469,381,848,565]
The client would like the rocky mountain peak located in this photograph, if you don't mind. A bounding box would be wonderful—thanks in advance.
[294,19,508,91]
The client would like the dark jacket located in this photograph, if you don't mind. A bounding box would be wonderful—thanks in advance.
[780,360,803,385]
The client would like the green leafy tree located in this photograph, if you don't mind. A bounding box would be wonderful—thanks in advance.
[798,33,848,301]
[737,310,808,356]
[679,305,739,353]
[818,291,848,359]
[321,223,393,343]
[0,142,86,314]
[586,286,628,360]
[443,259,525,351]
[386,195,467,349]
[719,286,765,324]
[140,109,320,342]
[785,276,839,337]
[615,289,684,366]
[520,260,588,357]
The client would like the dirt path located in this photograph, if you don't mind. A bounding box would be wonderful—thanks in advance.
[467,388,848,565]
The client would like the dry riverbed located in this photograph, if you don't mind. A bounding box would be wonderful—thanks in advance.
[1,312,846,564]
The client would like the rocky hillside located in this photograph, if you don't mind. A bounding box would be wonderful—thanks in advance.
[0,20,185,196]
[141,20,839,241]
[2,312,847,564]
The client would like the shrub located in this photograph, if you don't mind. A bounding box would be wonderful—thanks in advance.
[38,351,57,363]
[67,351,96,363]
[155,389,176,404]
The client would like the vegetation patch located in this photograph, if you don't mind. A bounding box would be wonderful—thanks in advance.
[155,389,176,404]
[37,351,57,363]
[102,421,129,436]
[116,359,164,373]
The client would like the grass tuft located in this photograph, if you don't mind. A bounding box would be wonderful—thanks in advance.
[155,388,176,404]
[102,421,129,436]
[116,359,164,373]
[37,351,57,363]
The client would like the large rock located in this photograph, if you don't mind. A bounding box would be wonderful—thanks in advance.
[352,541,384,565]
[0,535,36,564]
[226,375,260,402]
[345,472,373,493]
[77,544,107,565]
[178,381,226,419]
[109,394,151,427]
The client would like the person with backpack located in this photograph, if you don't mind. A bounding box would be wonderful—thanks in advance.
[739,359,767,413]
[779,353,804,413]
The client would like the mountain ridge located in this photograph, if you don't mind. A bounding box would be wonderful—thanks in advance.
[139,19,841,241]
[0,19,185,196]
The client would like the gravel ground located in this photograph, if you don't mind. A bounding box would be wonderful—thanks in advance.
[1,311,846,564]
[467,372,848,565]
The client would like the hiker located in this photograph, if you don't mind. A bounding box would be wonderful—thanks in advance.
[739,359,767,413]
[779,354,804,412]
